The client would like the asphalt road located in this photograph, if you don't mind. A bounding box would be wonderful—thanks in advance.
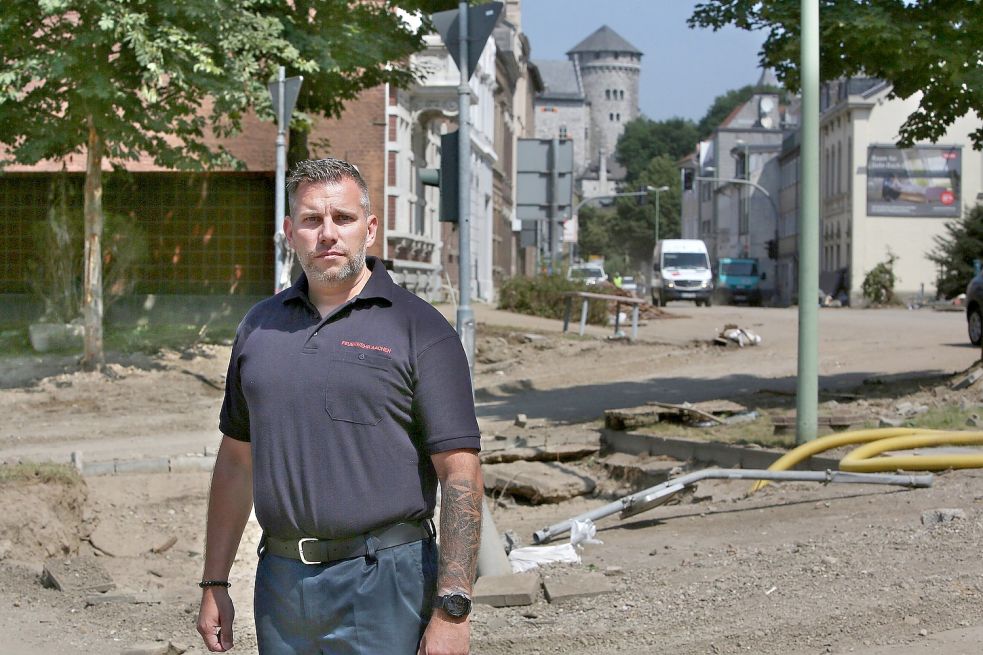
[455,303,976,425]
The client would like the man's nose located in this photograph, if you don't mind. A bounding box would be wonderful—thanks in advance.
[317,220,338,243]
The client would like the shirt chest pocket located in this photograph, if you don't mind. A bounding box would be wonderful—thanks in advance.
[325,350,392,425]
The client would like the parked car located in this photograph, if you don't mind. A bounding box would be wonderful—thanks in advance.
[966,271,983,345]
[567,263,606,286]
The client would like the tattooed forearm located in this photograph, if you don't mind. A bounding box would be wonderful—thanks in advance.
[438,473,483,594]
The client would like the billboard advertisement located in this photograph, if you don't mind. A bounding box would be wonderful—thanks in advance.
[866,146,961,217]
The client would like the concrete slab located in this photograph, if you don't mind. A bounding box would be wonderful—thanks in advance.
[480,442,600,464]
[473,572,540,607]
[542,572,615,604]
[483,461,596,503]
[41,557,115,593]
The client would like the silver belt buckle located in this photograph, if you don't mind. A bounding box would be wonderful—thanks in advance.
[297,537,320,565]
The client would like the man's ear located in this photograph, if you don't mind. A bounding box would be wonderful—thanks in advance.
[283,215,294,249]
[365,213,378,249]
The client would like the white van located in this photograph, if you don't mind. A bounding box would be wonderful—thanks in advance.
[652,239,713,306]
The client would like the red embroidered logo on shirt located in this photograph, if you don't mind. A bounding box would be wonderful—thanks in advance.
[340,340,392,355]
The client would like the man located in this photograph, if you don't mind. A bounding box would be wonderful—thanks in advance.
[196,158,482,654]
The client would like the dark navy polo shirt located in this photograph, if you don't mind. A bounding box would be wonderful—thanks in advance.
[219,257,480,540]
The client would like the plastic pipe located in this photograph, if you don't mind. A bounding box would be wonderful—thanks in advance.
[748,428,937,493]
[749,428,983,493]
[840,432,983,472]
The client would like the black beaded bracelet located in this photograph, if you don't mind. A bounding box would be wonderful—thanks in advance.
[198,580,231,588]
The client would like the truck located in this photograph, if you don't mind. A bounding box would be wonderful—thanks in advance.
[716,257,765,305]
[651,239,713,306]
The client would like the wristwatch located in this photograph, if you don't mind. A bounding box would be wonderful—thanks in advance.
[435,592,472,618]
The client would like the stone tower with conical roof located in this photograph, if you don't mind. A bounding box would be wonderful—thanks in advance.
[567,25,642,165]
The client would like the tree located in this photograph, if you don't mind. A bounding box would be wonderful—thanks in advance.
[577,156,681,274]
[696,84,783,138]
[616,117,700,182]
[689,0,983,150]
[0,1,447,369]
[928,204,983,299]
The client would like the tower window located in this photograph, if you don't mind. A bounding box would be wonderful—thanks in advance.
[620,90,625,100]
[609,113,614,121]
[605,89,611,100]
[616,113,621,121]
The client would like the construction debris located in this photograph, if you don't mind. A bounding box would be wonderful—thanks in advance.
[483,461,596,504]
[604,399,751,430]
[41,557,115,593]
[714,324,762,348]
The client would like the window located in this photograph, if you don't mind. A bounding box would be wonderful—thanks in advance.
[609,113,614,121]
[605,89,611,100]
[619,90,625,100]
[616,113,620,121]
[559,126,568,139]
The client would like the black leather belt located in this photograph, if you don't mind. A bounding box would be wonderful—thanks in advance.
[263,520,434,565]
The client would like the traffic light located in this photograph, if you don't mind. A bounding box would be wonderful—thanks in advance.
[682,168,695,191]
[420,130,459,223]
[766,238,778,260]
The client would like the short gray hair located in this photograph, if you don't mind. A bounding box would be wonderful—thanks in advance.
[285,158,371,216]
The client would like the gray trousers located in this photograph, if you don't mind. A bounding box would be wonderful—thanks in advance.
[254,538,438,654]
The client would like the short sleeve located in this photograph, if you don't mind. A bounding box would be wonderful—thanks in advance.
[219,332,251,442]
[413,334,480,454]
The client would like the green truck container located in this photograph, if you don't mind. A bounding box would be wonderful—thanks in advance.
[716,258,764,305]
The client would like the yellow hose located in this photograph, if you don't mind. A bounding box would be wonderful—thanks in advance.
[840,432,983,472]
[748,428,937,493]
[747,427,983,494]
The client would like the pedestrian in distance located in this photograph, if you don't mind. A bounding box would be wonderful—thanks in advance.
[196,158,483,654]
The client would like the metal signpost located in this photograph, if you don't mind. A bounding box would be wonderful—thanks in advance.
[431,1,510,581]
[431,1,503,373]
[268,67,303,293]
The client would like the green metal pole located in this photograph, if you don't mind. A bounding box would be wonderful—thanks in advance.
[796,0,819,443]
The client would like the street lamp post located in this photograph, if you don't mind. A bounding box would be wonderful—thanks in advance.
[652,185,670,245]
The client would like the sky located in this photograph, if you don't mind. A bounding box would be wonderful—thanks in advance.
[520,0,768,123]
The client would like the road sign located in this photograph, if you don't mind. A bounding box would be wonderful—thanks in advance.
[268,75,303,127]
[432,2,503,80]
[516,138,574,221]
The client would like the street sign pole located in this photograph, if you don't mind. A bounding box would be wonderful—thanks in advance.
[274,67,287,293]
[269,68,303,293]
[456,0,475,375]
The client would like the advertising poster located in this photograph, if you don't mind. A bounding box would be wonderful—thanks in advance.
[867,146,961,217]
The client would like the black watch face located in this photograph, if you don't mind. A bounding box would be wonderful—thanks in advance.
[443,594,472,617]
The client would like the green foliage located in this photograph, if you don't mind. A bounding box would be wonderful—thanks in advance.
[616,117,700,182]
[276,0,459,163]
[689,1,983,149]
[861,250,899,305]
[927,204,983,299]
[27,176,148,323]
[0,1,310,171]
[578,156,681,273]
[497,275,608,326]
[696,84,783,138]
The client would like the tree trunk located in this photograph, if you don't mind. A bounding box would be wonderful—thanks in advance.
[81,116,105,371]
[287,125,309,169]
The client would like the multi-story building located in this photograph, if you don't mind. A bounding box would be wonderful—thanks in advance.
[680,76,788,301]
[685,74,982,306]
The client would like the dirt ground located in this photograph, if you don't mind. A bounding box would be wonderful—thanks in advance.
[1,304,982,654]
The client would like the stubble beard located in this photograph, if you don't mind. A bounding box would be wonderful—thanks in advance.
[301,242,367,287]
